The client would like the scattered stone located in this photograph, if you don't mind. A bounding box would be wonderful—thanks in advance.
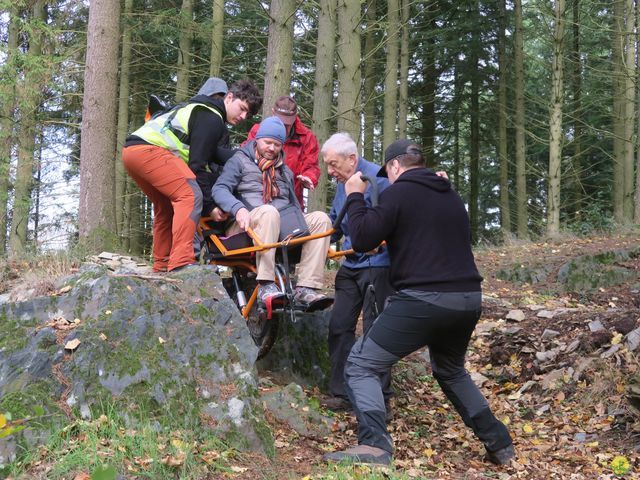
[540,368,572,390]
[535,404,550,415]
[470,372,489,388]
[518,380,537,394]
[537,310,555,319]
[527,304,545,311]
[565,339,581,354]
[503,327,523,335]
[573,432,597,443]
[601,344,621,359]
[588,320,605,332]
[475,321,499,336]
[536,348,560,363]
[626,327,640,352]
[541,329,560,340]
[506,310,526,322]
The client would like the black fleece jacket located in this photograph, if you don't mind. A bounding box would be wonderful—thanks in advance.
[345,167,482,292]
[125,95,235,214]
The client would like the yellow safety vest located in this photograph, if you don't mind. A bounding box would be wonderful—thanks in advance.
[132,102,223,163]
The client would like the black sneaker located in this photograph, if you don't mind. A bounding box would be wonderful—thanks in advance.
[323,445,392,466]
[293,287,334,312]
[486,444,515,465]
[321,395,352,412]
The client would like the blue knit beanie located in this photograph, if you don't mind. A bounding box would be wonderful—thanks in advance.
[255,116,286,144]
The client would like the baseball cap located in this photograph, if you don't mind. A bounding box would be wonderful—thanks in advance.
[377,139,422,177]
[273,96,297,125]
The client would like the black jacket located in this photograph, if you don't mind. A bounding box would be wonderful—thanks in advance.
[345,167,482,292]
[125,95,235,215]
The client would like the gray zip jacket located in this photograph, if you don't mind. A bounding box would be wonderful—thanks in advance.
[212,140,301,216]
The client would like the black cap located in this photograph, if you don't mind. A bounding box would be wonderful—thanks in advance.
[377,139,422,177]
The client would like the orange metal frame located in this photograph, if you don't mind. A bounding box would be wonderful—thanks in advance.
[198,217,363,319]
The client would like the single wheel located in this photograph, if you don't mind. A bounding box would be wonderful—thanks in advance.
[223,268,286,360]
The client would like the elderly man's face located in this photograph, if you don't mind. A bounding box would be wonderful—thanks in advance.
[323,151,358,183]
[255,137,283,160]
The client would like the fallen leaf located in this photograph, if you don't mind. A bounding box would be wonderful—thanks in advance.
[99,333,107,341]
[230,466,248,473]
[158,337,166,344]
[59,285,72,294]
[73,473,90,480]
[65,338,81,351]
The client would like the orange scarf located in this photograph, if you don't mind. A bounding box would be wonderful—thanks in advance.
[257,155,281,203]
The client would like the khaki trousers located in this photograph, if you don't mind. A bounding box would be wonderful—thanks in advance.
[227,205,331,289]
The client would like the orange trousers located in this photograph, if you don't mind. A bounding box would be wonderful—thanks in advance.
[122,144,202,272]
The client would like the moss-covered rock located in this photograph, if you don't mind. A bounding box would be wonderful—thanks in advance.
[0,263,273,464]
[557,248,640,292]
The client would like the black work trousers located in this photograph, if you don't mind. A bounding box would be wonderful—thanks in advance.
[328,265,394,399]
[344,291,512,455]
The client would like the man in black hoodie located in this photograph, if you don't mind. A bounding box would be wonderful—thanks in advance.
[122,78,262,272]
[323,140,514,466]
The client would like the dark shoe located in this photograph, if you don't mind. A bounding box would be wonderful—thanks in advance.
[321,395,352,412]
[293,287,334,312]
[486,444,515,465]
[323,444,392,466]
[384,400,393,422]
[258,282,285,304]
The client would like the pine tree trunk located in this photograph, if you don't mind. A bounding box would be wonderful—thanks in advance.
[469,2,480,242]
[453,62,461,191]
[263,0,296,117]
[115,0,134,244]
[78,0,120,250]
[514,0,528,239]
[0,6,19,256]
[547,0,566,238]
[398,0,409,138]
[623,0,635,220]
[420,1,437,163]
[176,0,193,102]
[498,0,511,235]
[635,0,640,223]
[612,0,625,222]
[383,0,399,149]
[362,0,377,162]
[308,0,336,213]
[209,0,225,77]
[571,0,583,220]
[336,0,362,142]
[10,0,46,256]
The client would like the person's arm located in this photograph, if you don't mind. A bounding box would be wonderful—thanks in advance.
[211,156,246,216]
[296,134,320,189]
[344,174,397,252]
[189,109,225,209]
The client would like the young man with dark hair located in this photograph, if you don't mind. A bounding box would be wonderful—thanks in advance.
[323,139,514,466]
[122,78,262,272]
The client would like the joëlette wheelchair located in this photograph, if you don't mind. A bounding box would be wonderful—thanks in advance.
[197,176,378,360]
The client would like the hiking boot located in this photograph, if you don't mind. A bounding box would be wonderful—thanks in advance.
[258,282,285,304]
[323,444,392,466]
[293,287,334,312]
[384,399,393,422]
[486,444,515,465]
[321,395,352,412]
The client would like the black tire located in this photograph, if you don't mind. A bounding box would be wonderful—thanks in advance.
[223,269,284,360]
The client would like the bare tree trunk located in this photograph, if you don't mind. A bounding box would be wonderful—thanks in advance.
[383,0,399,149]
[10,0,46,256]
[635,0,640,222]
[263,0,296,117]
[362,0,378,162]
[469,1,480,242]
[336,0,362,143]
[453,62,461,191]
[125,83,146,253]
[547,0,566,238]
[115,0,134,244]
[0,6,19,256]
[175,0,193,102]
[571,0,583,220]
[420,1,437,163]
[78,0,120,250]
[309,0,336,213]
[209,0,225,77]
[623,0,635,220]
[497,0,511,235]
[398,0,410,138]
[514,0,528,238]
[612,0,625,222]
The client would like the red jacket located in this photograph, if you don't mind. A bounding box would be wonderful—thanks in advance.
[245,116,320,208]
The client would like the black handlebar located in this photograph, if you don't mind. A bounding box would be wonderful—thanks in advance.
[331,174,378,230]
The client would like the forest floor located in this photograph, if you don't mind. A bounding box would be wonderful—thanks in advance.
[251,231,640,479]
[6,231,640,479]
